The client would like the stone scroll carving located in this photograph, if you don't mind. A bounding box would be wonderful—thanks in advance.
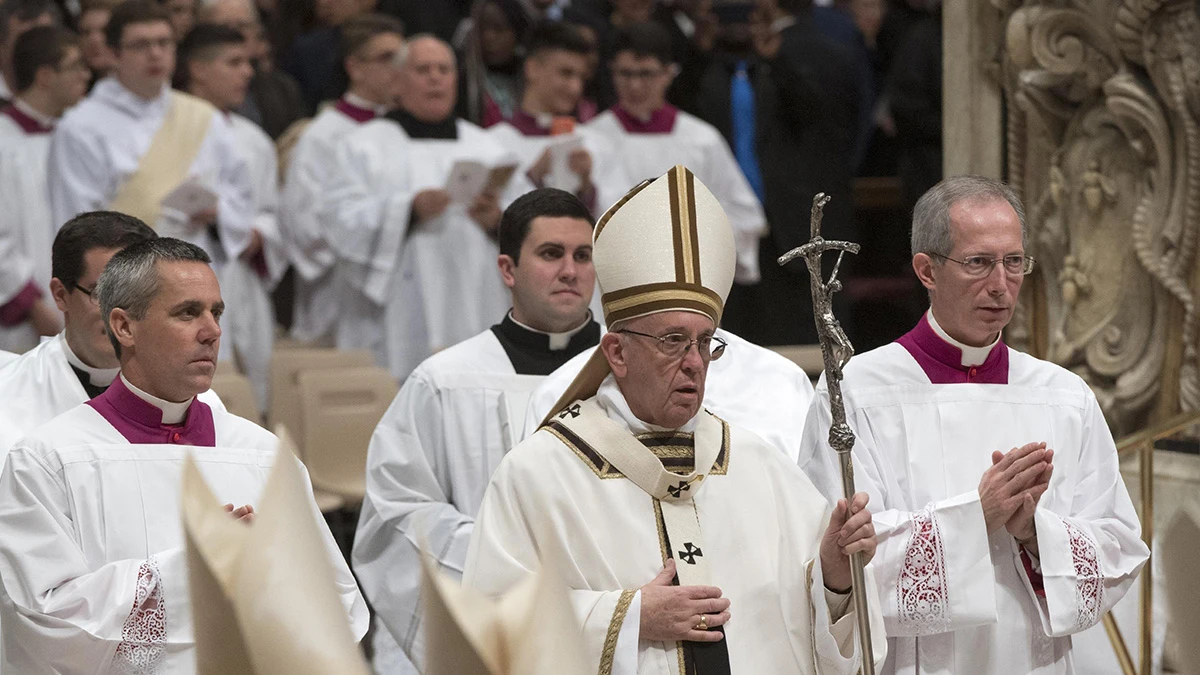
[999,0,1200,433]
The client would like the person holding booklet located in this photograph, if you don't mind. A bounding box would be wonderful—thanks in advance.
[324,34,530,379]
[46,0,255,270]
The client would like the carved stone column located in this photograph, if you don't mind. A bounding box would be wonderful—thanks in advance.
[991,0,1200,434]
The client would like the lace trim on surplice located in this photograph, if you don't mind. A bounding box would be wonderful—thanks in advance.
[1063,519,1104,629]
[898,506,951,633]
[112,557,167,674]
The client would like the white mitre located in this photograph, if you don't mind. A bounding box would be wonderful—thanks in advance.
[545,165,736,420]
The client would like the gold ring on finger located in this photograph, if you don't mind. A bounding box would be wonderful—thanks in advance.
[694,615,708,631]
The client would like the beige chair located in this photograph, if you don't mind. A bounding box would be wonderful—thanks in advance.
[769,344,826,379]
[209,372,261,424]
[1164,506,1200,675]
[296,366,398,509]
[268,348,374,455]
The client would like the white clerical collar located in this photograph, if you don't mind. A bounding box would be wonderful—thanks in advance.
[120,373,193,424]
[95,77,169,118]
[13,97,57,128]
[508,311,591,350]
[344,92,390,116]
[927,309,999,367]
[596,374,701,435]
[771,15,797,32]
[61,334,119,387]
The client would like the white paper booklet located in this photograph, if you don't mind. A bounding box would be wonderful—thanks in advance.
[445,158,519,204]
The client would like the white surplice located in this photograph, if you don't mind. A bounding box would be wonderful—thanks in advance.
[323,117,519,378]
[0,130,58,353]
[0,392,367,674]
[523,328,814,461]
[218,113,287,410]
[486,120,632,217]
[280,103,371,343]
[353,328,548,675]
[797,325,1149,675]
[466,376,886,675]
[0,333,225,458]
[47,79,255,265]
[585,109,767,283]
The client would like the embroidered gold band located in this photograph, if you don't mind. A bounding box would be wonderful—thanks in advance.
[598,590,637,675]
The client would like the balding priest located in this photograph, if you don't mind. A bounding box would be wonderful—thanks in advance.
[798,175,1149,675]
[464,166,886,675]
[0,237,367,673]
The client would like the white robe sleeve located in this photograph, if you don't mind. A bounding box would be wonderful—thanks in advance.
[352,373,475,669]
[0,151,36,306]
[47,123,113,225]
[699,135,766,284]
[0,449,193,672]
[798,382,999,638]
[321,135,416,306]
[1018,396,1148,637]
[280,131,337,283]
[209,118,256,262]
[249,132,288,288]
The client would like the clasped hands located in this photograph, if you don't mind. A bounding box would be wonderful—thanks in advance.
[978,441,1054,550]
[639,493,876,643]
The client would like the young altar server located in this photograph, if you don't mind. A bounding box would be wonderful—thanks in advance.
[586,22,767,284]
[280,13,403,344]
[354,188,602,674]
[0,26,90,352]
[798,175,1150,675]
[0,238,368,673]
[465,166,886,675]
[323,34,526,378]
[46,0,255,268]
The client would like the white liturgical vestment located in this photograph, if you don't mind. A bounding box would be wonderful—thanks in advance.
[798,312,1149,675]
[47,79,255,265]
[524,328,814,461]
[354,315,600,674]
[466,376,886,675]
[280,97,381,343]
[324,115,520,378]
[0,376,367,674]
[585,106,766,283]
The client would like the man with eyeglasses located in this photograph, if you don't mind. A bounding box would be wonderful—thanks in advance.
[587,21,767,286]
[0,26,90,353]
[0,211,230,461]
[466,166,886,675]
[798,175,1148,675]
[46,0,256,273]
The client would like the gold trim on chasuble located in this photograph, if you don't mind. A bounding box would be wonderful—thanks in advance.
[544,416,731,480]
[599,590,638,675]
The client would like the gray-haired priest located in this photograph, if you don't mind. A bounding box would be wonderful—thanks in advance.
[464,166,887,675]
[798,175,1149,675]
[0,238,367,674]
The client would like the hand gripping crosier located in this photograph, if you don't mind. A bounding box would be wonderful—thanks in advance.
[778,193,875,675]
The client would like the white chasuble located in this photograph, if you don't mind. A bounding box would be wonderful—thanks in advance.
[523,329,814,461]
[324,118,520,378]
[585,108,767,283]
[47,79,256,266]
[0,132,58,353]
[0,379,367,674]
[797,316,1149,675]
[466,377,886,675]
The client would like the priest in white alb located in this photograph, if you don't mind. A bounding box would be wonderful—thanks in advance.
[280,13,403,345]
[465,166,886,675]
[486,21,629,219]
[0,25,89,352]
[324,34,525,378]
[0,238,367,673]
[797,175,1150,675]
[353,188,602,675]
[46,0,254,269]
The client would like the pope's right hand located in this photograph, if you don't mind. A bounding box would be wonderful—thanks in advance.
[639,559,730,643]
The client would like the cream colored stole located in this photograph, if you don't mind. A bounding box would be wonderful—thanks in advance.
[109,91,215,227]
[545,399,725,588]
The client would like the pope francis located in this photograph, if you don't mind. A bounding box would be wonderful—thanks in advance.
[463,166,887,675]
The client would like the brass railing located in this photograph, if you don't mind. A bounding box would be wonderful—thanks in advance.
[1104,410,1200,675]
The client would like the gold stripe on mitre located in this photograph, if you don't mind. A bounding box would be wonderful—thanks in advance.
[666,166,702,286]
[602,283,723,326]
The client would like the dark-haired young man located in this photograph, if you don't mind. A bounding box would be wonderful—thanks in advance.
[47,0,256,271]
[281,12,403,345]
[177,22,285,409]
[488,21,629,217]
[588,21,767,284]
[0,26,89,352]
[0,0,60,105]
[353,188,600,675]
[0,237,367,674]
